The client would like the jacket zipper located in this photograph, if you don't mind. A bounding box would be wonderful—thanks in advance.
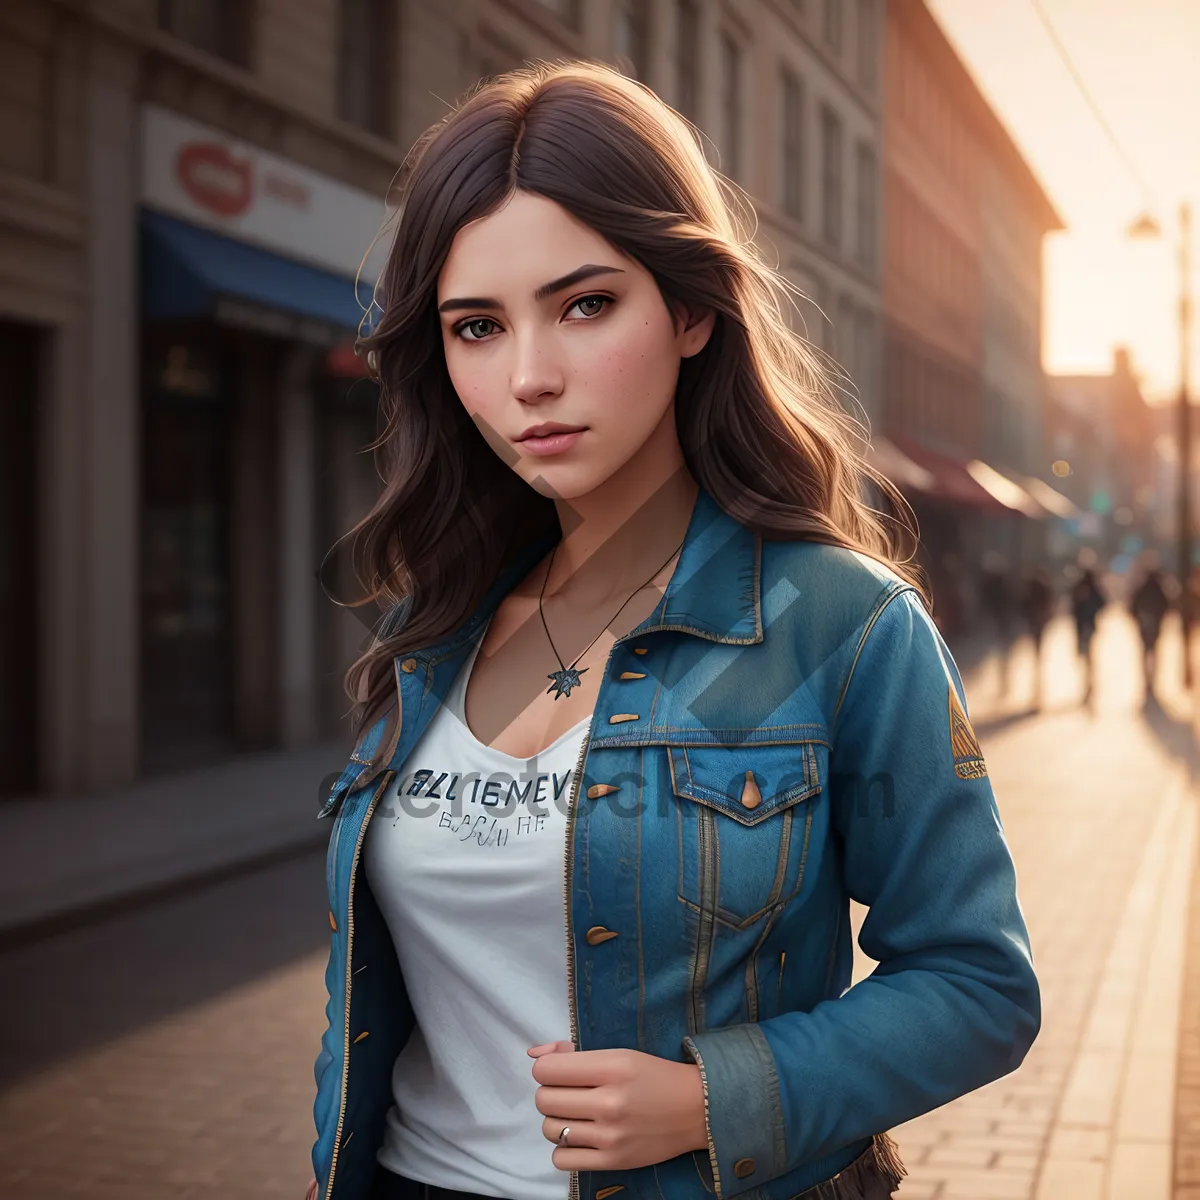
[323,768,396,1200]
[562,641,620,1200]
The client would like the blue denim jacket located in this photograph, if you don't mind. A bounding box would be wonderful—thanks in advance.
[311,486,1039,1200]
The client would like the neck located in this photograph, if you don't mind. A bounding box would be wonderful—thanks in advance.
[545,412,697,607]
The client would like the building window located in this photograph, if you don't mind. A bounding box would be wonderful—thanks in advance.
[719,32,742,181]
[811,272,831,350]
[855,140,877,271]
[795,267,829,349]
[823,0,843,54]
[532,0,581,27]
[836,294,855,370]
[780,67,804,222]
[676,0,700,122]
[615,0,650,80]
[856,0,877,91]
[819,102,843,247]
[338,0,392,136]
[854,305,877,414]
[157,0,251,66]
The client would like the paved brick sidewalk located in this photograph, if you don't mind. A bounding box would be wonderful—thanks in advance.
[0,853,330,1199]
[1175,701,1200,1200]
[0,741,348,937]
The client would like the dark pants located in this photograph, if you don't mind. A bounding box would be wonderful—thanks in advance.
[369,1166,515,1200]
[369,1134,902,1199]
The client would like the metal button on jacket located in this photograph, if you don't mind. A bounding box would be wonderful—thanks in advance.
[740,770,762,809]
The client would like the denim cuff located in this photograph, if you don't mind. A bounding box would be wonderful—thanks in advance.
[682,1022,787,1197]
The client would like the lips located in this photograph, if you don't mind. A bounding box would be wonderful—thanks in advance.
[516,423,587,442]
[514,426,587,457]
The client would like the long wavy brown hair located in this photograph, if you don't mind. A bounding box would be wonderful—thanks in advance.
[339,58,924,735]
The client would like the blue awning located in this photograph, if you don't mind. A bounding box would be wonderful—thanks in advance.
[140,208,374,334]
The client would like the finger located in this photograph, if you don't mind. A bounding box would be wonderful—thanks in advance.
[533,1084,605,1119]
[528,1040,575,1057]
[531,1047,618,1086]
[551,1146,613,1173]
[540,1116,603,1148]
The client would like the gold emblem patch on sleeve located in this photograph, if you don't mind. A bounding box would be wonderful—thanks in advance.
[949,682,988,779]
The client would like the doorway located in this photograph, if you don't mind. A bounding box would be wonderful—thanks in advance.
[140,337,236,773]
[0,320,41,796]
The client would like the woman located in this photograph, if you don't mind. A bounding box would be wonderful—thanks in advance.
[308,61,1039,1200]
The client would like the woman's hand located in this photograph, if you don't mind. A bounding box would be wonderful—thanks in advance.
[528,1041,708,1171]
[304,1178,318,1200]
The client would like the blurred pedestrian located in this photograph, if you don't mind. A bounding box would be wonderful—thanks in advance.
[1129,561,1171,700]
[1070,558,1107,704]
[932,552,965,640]
[1018,566,1055,708]
[978,552,1016,694]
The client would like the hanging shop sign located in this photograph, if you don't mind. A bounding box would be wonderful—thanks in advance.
[141,104,391,282]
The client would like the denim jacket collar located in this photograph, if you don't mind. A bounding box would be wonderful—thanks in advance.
[423,484,763,667]
[637,485,762,646]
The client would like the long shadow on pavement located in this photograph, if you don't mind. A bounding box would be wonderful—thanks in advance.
[1139,691,1200,786]
[0,847,329,1090]
[972,706,1042,740]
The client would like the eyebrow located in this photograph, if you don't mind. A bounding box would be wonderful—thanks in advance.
[437,264,627,315]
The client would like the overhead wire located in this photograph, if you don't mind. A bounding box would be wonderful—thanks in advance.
[1027,0,1160,213]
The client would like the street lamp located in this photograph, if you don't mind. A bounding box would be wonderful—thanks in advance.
[1129,202,1194,686]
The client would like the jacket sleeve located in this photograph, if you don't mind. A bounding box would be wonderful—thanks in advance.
[682,586,1040,1196]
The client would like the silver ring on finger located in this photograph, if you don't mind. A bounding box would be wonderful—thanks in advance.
[558,1125,571,1146]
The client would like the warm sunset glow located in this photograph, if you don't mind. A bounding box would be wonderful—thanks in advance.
[926,0,1200,404]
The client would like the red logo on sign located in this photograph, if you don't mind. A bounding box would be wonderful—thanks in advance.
[176,143,253,216]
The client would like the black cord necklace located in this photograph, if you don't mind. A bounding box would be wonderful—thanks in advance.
[539,539,684,700]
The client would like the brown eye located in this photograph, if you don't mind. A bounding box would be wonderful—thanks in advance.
[457,318,498,342]
[570,296,609,319]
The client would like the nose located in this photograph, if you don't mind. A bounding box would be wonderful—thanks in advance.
[510,327,563,405]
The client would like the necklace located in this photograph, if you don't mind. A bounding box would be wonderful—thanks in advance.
[539,538,685,700]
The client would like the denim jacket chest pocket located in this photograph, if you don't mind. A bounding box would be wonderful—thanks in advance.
[666,734,828,929]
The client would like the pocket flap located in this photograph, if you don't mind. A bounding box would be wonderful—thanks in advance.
[668,741,823,826]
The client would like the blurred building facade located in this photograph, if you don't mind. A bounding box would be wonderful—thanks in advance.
[0,0,887,798]
[0,0,407,797]
[880,0,1063,632]
[1048,348,1161,565]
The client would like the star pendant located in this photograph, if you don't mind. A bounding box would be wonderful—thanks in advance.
[546,665,588,700]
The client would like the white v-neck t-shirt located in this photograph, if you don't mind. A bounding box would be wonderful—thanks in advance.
[363,619,588,1198]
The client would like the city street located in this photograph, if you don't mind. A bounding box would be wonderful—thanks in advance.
[0,606,1197,1199]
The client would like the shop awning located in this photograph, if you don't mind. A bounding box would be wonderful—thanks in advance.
[140,209,374,339]
[965,460,1045,518]
[866,438,937,492]
[890,436,1020,514]
[1022,476,1080,518]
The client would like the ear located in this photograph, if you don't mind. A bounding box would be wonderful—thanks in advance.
[674,304,716,360]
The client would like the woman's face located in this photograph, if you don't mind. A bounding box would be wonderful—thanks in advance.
[436,190,713,499]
